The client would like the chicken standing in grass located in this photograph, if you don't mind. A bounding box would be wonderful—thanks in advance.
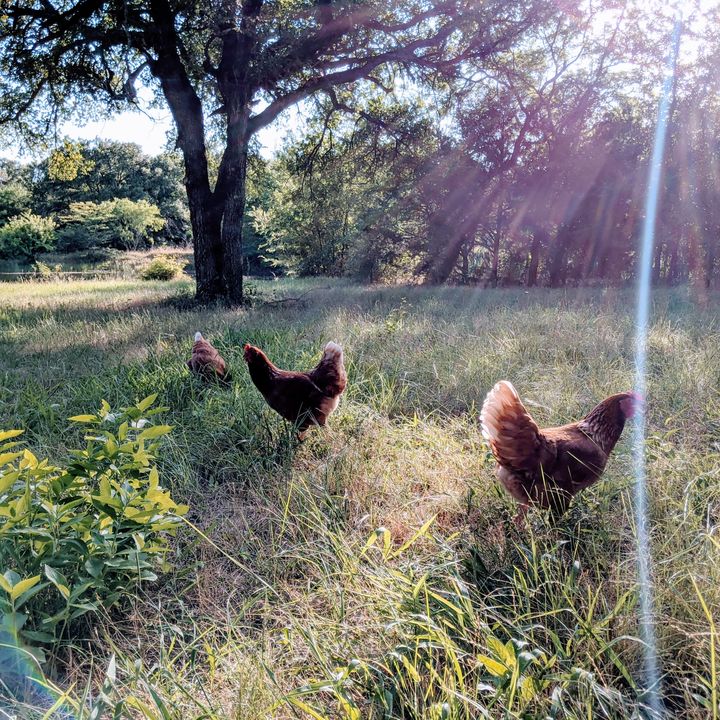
[480,381,641,523]
[187,332,231,384]
[243,341,347,439]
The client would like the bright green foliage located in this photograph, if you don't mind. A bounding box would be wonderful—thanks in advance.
[34,142,192,245]
[0,396,187,681]
[140,256,184,281]
[0,211,56,260]
[58,198,165,251]
[253,96,437,281]
[0,182,31,224]
[47,140,95,182]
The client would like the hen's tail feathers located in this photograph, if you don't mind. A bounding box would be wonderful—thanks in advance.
[311,341,347,396]
[323,341,343,363]
[194,331,203,342]
[480,380,543,472]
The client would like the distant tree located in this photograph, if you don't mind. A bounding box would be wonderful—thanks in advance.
[0,212,56,260]
[420,5,629,286]
[146,152,192,243]
[0,0,556,303]
[58,199,165,251]
[0,182,31,225]
[253,93,437,280]
[30,141,191,244]
[0,159,33,224]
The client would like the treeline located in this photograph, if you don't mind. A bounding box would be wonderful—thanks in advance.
[0,141,190,265]
[0,140,276,272]
[254,11,720,289]
[2,5,720,289]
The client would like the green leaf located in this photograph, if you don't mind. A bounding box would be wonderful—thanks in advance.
[21,629,54,643]
[136,394,158,412]
[0,430,24,443]
[14,581,48,610]
[477,655,509,677]
[3,570,20,587]
[0,470,21,494]
[99,400,111,419]
[44,565,71,600]
[69,414,100,423]
[137,425,172,441]
[10,575,41,602]
[488,635,515,666]
[0,451,23,466]
[85,557,104,578]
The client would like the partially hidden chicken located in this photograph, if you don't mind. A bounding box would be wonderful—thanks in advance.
[187,332,231,384]
[243,341,347,439]
[480,381,641,523]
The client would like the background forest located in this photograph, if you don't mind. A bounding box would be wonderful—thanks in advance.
[2,2,719,289]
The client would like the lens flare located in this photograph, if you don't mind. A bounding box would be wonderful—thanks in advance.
[633,17,682,716]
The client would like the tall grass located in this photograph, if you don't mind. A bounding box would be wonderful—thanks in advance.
[0,278,718,718]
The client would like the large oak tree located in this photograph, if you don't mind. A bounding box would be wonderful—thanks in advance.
[0,0,554,302]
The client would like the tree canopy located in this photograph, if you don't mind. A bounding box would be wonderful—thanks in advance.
[1,1,719,290]
[0,0,560,301]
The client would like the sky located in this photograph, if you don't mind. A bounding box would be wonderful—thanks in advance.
[61,106,302,159]
[1,93,306,162]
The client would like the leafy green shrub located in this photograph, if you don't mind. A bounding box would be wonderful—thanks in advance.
[0,212,56,261]
[0,182,31,224]
[0,395,187,677]
[57,198,165,251]
[140,256,184,281]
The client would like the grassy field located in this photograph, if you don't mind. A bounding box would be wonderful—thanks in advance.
[0,277,719,718]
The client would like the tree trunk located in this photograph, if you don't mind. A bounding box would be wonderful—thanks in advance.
[652,239,663,285]
[148,0,224,302]
[704,238,717,289]
[217,146,248,305]
[460,239,470,284]
[546,232,567,287]
[489,231,500,288]
[668,240,680,284]
[526,228,545,287]
[424,218,468,284]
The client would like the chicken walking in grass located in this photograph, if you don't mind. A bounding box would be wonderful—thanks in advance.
[187,332,232,384]
[243,341,347,439]
[480,381,642,525]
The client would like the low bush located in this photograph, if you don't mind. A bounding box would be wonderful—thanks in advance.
[0,395,187,685]
[58,198,165,252]
[0,212,56,261]
[140,256,184,280]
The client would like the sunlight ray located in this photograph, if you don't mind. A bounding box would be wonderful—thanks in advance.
[633,16,682,716]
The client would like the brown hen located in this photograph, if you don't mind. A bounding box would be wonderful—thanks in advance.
[244,341,347,439]
[480,381,641,523]
[187,332,231,384]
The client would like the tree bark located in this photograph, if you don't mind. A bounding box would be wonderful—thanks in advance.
[214,113,250,305]
[667,239,680,284]
[704,238,717,289]
[148,0,224,302]
[489,230,500,288]
[652,239,663,285]
[546,233,567,287]
[527,227,545,287]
